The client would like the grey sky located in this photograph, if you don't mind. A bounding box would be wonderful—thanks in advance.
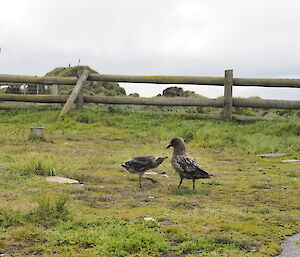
[1,0,300,99]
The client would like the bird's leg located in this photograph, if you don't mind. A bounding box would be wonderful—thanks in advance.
[193,179,196,190]
[178,177,183,189]
[139,174,142,188]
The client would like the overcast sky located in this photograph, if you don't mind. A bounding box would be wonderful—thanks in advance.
[1,0,300,99]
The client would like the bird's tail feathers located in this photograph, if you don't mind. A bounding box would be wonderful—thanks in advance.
[196,168,213,178]
[144,177,159,184]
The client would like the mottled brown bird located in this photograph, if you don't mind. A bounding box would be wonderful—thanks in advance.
[167,137,212,189]
[121,156,168,188]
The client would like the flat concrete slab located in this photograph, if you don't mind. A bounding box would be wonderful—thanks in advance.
[257,153,288,157]
[282,160,300,163]
[144,171,158,175]
[46,176,80,184]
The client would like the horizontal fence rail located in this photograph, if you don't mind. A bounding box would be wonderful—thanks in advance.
[0,94,223,107]
[81,96,223,107]
[0,94,68,103]
[0,74,77,85]
[89,74,225,85]
[233,78,300,88]
[1,94,300,109]
[233,98,300,109]
[1,74,300,87]
[0,69,299,119]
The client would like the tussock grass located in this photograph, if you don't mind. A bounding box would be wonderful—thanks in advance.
[29,195,70,227]
[0,109,299,256]
[0,195,69,228]
[3,154,56,177]
[0,208,25,228]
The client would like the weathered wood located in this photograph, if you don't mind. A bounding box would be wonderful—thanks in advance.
[84,96,223,107]
[0,82,29,86]
[1,93,300,109]
[233,98,300,109]
[76,89,84,109]
[223,70,233,120]
[2,93,300,110]
[59,70,89,117]
[75,70,84,109]
[0,74,224,86]
[1,73,300,87]
[0,94,68,102]
[0,102,62,110]
[0,94,222,107]
[51,84,61,108]
[233,78,300,88]
[89,74,225,85]
[52,84,60,95]
[0,74,77,85]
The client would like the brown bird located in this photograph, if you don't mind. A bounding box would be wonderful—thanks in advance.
[121,156,168,188]
[167,137,212,189]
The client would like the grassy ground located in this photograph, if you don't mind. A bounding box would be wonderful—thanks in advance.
[0,108,299,256]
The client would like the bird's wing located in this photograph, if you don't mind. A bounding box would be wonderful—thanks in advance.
[132,156,155,162]
[125,156,154,171]
[174,154,210,178]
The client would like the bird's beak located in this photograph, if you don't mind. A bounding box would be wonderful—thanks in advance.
[166,144,172,149]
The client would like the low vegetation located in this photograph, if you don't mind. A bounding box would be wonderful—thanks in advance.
[0,108,299,256]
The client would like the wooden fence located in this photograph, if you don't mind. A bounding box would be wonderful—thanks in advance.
[0,69,300,120]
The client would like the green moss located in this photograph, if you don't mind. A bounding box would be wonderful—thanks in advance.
[53,218,170,256]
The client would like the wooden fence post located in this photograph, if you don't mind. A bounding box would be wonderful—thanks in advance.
[76,88,84,109]
[76,70,84,110]
[223,69,233,120]
[52,84,60,95]
[52,84,61,108]
[59,69,89,117]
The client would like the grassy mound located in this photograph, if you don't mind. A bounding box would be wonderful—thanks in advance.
[45,65,126,96]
